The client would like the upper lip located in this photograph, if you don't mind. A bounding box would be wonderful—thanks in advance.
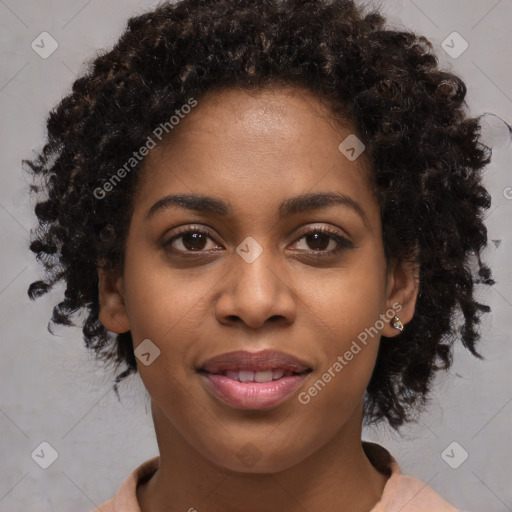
[199,349,312,374]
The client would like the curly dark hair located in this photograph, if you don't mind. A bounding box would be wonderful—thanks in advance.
[24,0,494,429]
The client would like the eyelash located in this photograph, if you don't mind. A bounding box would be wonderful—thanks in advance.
[163,225,354,256]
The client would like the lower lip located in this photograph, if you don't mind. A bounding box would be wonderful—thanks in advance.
[198,371,310,410]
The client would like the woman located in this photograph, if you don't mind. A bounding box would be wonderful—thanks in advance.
[26,0,494,510]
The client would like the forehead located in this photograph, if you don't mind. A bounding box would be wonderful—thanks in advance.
[161,85,354,150]
[133,85,377,222]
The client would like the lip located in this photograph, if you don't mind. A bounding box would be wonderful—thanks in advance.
[199,349,312,374]
[197,349,312,410]
[199,372,310,410]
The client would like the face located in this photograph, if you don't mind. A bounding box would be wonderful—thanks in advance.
[99,85,416,474]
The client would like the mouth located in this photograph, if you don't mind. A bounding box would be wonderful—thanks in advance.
[197,349,312,409]
[197,368,311,381]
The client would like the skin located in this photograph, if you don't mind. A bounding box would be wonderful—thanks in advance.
[98,85,419,512]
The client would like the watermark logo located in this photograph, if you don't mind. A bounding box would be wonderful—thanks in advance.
[31,441,59,469]
[441,31,469,59]
[441,441,469,469]
[338,134,366,161]
[236,236,264,263]
[237,442,262,468]
[31,32,59,59]
[134,339,161,366]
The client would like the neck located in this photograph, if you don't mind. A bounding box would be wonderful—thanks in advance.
[137,401,389,512]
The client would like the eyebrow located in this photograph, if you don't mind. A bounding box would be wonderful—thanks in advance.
[146,192,371,230]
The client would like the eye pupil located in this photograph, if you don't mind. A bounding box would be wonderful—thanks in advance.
[306,232,330,251]
[183,232,207,250]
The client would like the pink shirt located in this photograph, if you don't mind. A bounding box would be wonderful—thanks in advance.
[92,442,459,511]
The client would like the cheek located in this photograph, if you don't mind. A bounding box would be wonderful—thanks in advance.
[122,247,210,344]
[297,248,387,339]
[295,254,386,399]
[121,264,210,421]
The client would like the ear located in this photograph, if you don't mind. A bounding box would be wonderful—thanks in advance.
[381,256,419,338]
[97,267,130,333]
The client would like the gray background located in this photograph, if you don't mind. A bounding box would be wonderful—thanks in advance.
[1,0,511,511]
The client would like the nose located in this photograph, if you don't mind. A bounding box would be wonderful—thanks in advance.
[214,244,297,329]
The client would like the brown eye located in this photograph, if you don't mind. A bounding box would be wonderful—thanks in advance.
[164,227,221,253]
[292,227,354,255]
[303,232,332,251]
[179,232,208,251]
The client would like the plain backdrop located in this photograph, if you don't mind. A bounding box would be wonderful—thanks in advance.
[1,0,511,511]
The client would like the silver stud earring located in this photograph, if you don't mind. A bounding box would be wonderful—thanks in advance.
[392,315,404,332]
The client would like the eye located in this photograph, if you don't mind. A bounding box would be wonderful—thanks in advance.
[163,226,221,253]
[291,226,354,255]
[163,225,354,256]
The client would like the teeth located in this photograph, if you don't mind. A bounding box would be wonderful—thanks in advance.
[272,369,285,380]
[255,370,274,382]
[239,370,255,382]
[225,370,243,381]
[223,369,291,382]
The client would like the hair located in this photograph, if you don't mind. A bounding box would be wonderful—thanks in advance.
[24,0,494,429]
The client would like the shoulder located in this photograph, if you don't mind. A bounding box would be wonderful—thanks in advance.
[363,441,460,512]
[92,499,113,512]
[90,456,160,512]
[384,474,460,511]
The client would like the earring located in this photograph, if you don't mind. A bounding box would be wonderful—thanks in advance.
[392,315,404,332]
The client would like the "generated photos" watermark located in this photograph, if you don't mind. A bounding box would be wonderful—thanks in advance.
[298,302,403,405]
[93,97,198,200]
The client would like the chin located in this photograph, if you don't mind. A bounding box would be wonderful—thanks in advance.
[198,435,318,474]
